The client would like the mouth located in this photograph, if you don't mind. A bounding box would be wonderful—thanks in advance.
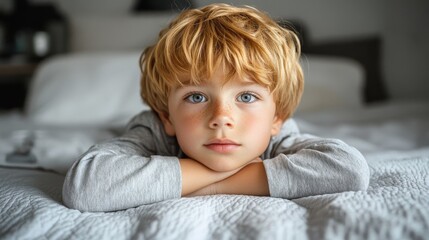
[203,139,241,153]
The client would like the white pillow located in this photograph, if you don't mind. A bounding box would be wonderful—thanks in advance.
[25,51,150,126]
[296,55,365,113]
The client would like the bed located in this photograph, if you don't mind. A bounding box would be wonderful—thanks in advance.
[1,30,429,239]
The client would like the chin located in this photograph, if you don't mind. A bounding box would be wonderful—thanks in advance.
[204,159,243,172]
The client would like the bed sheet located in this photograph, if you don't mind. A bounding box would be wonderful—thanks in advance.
[295,100,429,154]
[0,112,115,174]
[1,101,428,240]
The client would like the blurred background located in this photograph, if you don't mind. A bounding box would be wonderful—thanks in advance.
[0,0,428,111]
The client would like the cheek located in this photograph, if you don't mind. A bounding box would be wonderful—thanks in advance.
[175,109,205,130]
[240,110,276,146]
[172,108,206,144]
[243,104,275,127]
[239,114,268,139]
[243,115,273,134]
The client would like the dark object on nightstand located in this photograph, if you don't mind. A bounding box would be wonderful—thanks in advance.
[0,0,68,110]
[1,0,68,61]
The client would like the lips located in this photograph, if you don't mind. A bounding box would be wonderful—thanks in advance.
[204,139,241,153]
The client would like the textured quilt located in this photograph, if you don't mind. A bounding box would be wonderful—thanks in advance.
[1,149,428,239]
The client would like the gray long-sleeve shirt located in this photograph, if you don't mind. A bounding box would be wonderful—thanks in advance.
[63,111,370,212]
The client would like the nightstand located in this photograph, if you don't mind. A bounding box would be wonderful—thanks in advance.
[0,62,39,110]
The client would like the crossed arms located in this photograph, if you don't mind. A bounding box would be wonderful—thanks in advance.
[62,112,369,212]
[181,157,269,197]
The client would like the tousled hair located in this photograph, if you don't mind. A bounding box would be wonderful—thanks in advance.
[140,3,303,120]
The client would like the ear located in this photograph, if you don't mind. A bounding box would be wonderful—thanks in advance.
[158,111,176,136]
[270,115,283,136]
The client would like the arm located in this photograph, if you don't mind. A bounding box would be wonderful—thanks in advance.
[180,158,245,196]
[263,134,370,199]
[62,112,235,212]
[186,159,269,196]
[63,148,236,212]
[62,134,182,212]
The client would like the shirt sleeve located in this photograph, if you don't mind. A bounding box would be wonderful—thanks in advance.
[263,121,370,199]
[62,111,182,212]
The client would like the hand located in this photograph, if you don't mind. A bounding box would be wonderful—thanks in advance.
[184,157,264,197]
[180,158,248,196]
[216,160,269,196]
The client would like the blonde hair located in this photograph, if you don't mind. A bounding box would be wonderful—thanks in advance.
[140,3,303,120]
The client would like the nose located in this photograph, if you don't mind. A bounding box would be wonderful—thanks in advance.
[208,101,234,129]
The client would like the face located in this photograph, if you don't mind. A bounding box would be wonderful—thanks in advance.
[159,68,283,172]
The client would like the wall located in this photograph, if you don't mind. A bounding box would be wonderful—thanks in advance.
[8,0,429,101]
[382,1,429,101]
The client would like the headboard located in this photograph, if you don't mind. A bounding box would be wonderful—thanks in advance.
[280,20,389,104]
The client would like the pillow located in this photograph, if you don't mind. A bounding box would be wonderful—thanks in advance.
[25,51,150,126]
[304,37,388,103]
[296,55,365,113]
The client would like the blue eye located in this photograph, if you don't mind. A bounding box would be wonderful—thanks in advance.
[237,93,257,103]
[185,93,207,103]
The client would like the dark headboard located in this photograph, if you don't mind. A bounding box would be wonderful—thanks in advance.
[279,20,389,103]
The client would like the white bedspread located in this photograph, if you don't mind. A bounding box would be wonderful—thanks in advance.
[1,101,428,240]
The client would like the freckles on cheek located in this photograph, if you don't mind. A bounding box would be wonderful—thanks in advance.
[177,110,205,131]
[175,110,206,153]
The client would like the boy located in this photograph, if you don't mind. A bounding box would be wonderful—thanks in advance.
[63,3,369,212]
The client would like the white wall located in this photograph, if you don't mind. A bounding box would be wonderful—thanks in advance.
[25,0,429,101]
